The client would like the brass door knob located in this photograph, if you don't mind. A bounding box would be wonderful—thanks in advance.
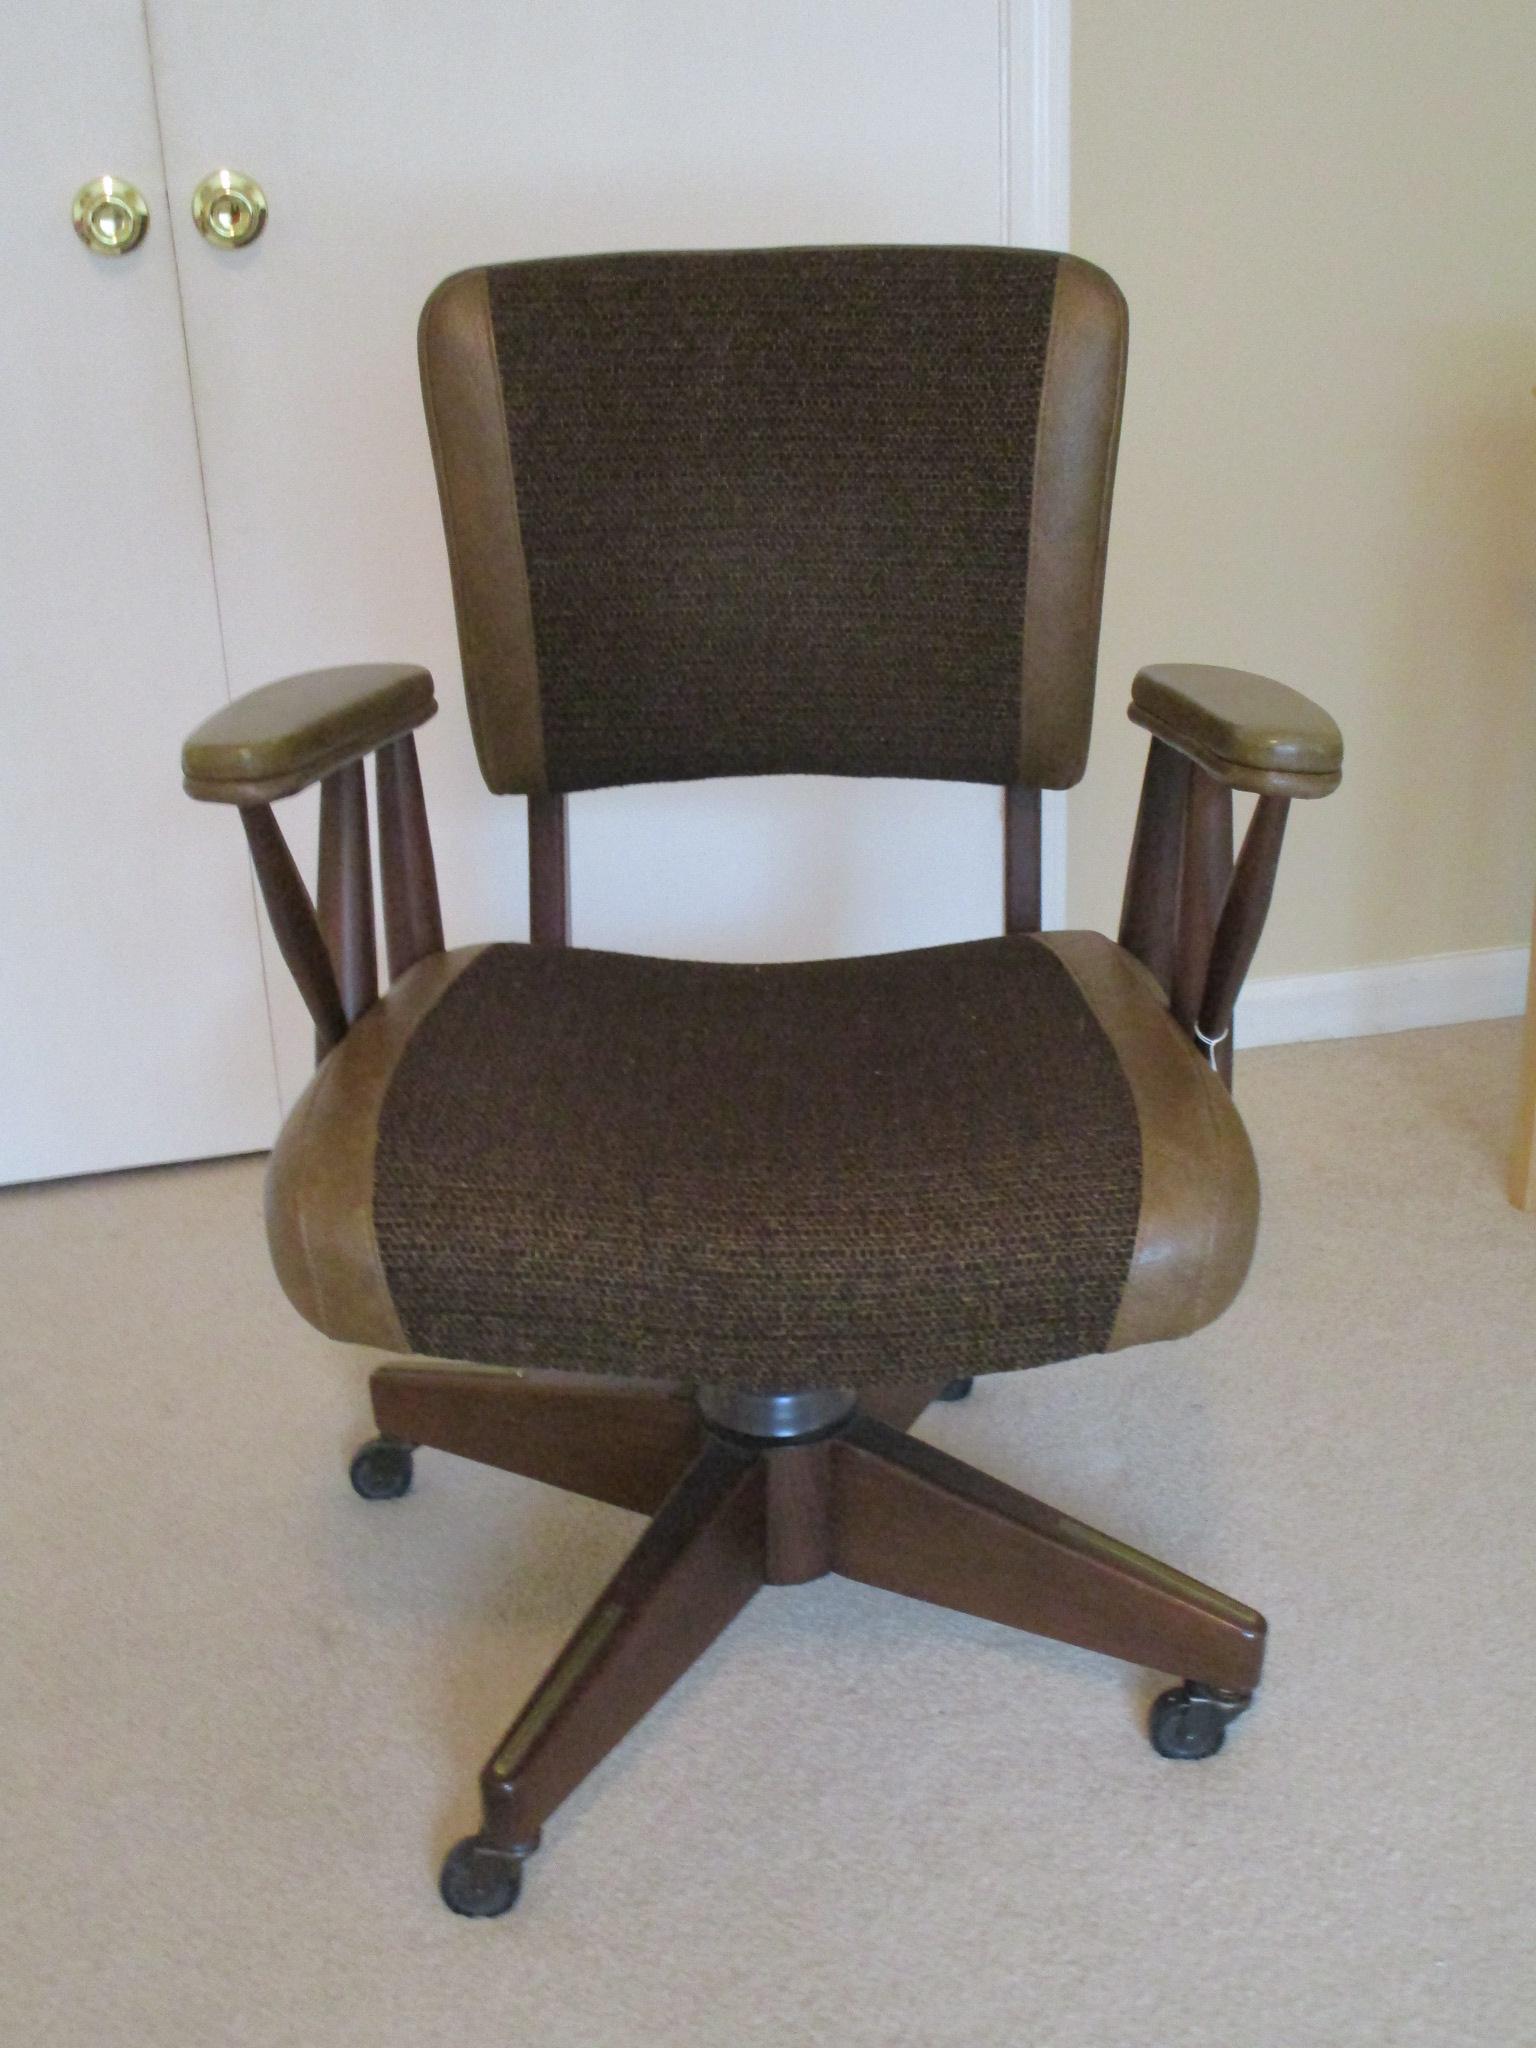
[191,169,267,248]
[72,176,149,256]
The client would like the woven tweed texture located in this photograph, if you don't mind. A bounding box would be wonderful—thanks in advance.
[371,936,1142,1387]
[485,246,1060,792]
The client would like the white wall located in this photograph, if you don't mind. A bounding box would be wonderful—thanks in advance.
[1070,0,1536,1043]
[151,0,1069,1112]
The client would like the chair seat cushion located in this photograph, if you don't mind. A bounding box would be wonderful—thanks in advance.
[266,933,1257,1388]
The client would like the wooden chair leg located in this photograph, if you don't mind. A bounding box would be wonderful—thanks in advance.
[831,1415,1265,1694]
[414,1391,1265,1913]
[368,1369,952,1523]
[369,1365,704,1514]
[474,1441,766,1859]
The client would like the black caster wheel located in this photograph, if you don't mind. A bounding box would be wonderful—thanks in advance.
[937,1377,975,1403]
[348,1435,414,1501]
[439,1835,524,1918]
[1148,1681,1252,1760]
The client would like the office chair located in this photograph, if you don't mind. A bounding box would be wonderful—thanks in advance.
[182,247,1342,1917]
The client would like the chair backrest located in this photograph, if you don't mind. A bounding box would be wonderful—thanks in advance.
[419,245,1126,798]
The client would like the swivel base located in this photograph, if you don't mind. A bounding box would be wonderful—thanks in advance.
[355,1366,1266,1916]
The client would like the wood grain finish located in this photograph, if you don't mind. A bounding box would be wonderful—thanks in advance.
[1004,784,1042,935]
[403,1371,1267,1864]
[832,1415,1266,1692]
[528,791,570,946]
[316,759,378,1033]
[240,802,347,1054]
[375,734,444,981]
[1198,794,1290,1054]
[369,1372,950,1519]
[370,1366,703,1515]
[1170,768,1233,1073]
[1119,733,1313,1091]
[478,1441,765,1855]
[1119,737,1192,995]
[764,1439,835,1583]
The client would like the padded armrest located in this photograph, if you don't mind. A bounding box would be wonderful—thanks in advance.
[182,663,436,804]
[1129,664,1342,798]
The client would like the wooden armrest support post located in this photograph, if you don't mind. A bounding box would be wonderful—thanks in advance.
[1119,739,1193,994]
[183,665,444,1060]
[1198,796,1290,1057]
[1119,666,1342,1088]
[376,735,445,978]
[241,803,349,1055]
[1172,771,1235,1081]
[317,760,377,1037]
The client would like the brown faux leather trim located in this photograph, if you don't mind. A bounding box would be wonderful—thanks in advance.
[183,665,436,803]
[265,946,488,1348]
[184,709,437,805]
[418,271,546,795]
[1131,664,1342,777]
[1038,932,1259,1350]
[1128,706,1343,799]
[1017,257,1128,790]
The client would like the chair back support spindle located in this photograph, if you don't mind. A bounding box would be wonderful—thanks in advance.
[1005,786,1043,935]
[528,793,570,946]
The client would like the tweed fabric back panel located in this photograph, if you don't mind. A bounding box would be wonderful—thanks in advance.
[483,246,1060,792]
[371,937,1142,1387]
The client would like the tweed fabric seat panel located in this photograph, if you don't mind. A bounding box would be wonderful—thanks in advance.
[370,936,1142,1385]
[485,246,1059,791]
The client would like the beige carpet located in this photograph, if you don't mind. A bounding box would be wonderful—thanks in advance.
[3,1019,1534,2046]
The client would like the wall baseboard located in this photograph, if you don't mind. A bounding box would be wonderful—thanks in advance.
[1235,944,1531,1050]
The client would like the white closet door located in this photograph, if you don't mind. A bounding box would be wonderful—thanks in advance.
[0,4,279,1183]
[148,0,1058,1110]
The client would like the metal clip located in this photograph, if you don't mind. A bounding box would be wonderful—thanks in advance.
[1193,1021,1230,1071]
